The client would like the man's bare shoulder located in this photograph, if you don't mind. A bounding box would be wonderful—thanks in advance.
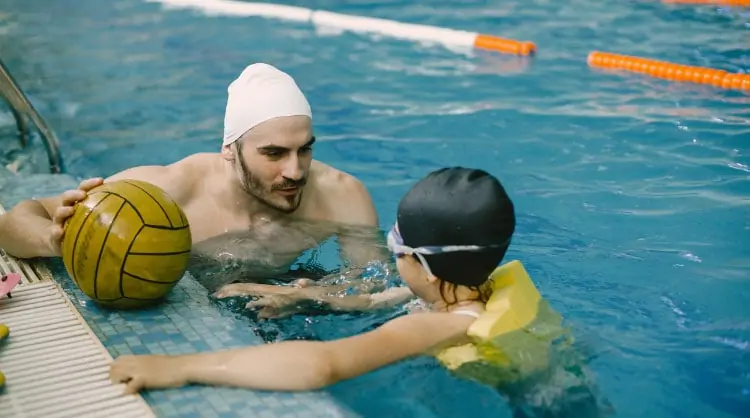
[308,160,377,227]
[106,153,222,205]
[310,160,364,193]
[310,160,366,195]
[171,152,221,173]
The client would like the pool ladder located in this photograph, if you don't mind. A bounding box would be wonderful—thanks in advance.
[0,58,63,174]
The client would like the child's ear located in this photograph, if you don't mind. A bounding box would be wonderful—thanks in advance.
[425,273,439,284]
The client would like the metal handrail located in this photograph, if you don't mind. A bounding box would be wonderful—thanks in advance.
[0,58,63,173]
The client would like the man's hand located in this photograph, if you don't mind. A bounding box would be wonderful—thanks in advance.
[213,282,331,319]
[46,177,103,256]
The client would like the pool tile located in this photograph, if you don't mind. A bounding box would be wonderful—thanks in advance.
[46,262,358,418]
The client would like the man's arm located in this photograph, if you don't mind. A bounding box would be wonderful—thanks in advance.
[331,174,391,267]
[0,178,103,258]
[0,198,57,258]
[214,282,416,318]
[0,163,192,259]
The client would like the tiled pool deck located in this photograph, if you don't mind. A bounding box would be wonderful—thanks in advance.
[42,260,359,418]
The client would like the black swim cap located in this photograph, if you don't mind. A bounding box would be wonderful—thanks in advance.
[396,167,515,287]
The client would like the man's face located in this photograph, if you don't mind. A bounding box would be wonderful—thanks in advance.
[223,115,314,213]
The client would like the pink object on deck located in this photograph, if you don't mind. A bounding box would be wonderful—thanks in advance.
[0,273,21,299]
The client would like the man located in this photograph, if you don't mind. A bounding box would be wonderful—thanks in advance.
[0,63,387,290]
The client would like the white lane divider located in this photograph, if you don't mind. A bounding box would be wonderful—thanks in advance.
[145,0,536,55]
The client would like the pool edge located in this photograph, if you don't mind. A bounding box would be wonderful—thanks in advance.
[0,202,156,418]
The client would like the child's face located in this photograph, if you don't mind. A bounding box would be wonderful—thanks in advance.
[387,222,441,302]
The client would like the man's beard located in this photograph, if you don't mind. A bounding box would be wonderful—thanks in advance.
[237,158,306,214]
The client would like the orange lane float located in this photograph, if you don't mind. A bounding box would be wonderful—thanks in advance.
[587,51,750,90]
[473,35,536,56]
[662,0,750,6]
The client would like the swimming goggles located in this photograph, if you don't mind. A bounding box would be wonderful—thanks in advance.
[386,222,507,278]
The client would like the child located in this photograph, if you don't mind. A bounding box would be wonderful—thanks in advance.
[109,166,516,394]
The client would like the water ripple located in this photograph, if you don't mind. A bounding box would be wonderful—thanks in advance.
[1,0,749,416]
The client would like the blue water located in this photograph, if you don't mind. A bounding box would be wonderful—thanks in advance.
[1,0,749,417]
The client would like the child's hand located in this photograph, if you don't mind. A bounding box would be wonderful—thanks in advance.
[109,354,188,394]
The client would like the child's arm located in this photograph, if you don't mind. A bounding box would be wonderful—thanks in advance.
[215,283,416,317]
[261,286,416,312]
[109,311,473,393]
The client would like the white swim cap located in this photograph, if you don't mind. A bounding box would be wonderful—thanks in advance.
[222,63,312,147]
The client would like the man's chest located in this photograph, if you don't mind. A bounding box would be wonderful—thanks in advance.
[185,214,337,289]
[185,203,335,257]
[184,196,332,240]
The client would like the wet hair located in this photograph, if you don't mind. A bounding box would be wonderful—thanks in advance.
[397,167,516,302]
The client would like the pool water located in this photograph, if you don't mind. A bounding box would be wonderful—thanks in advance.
[1,0,749,417]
